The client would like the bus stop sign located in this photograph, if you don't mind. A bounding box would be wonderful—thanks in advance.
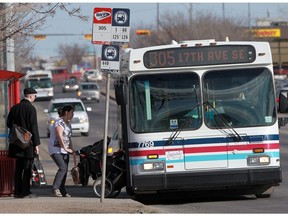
[92,8,130,45]
[101,45,120,73]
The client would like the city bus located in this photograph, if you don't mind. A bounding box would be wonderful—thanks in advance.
[114,39,282,198]
[24,70,54,100]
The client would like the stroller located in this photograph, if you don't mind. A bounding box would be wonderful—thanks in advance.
[77,137,126,198]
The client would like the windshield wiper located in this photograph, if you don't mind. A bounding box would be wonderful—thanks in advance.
[204,101,242,142]
[166,85,200,145]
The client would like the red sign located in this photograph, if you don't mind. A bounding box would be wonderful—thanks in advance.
[93,8,112,24]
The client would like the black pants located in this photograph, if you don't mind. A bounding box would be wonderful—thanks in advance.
[14,158,33,196]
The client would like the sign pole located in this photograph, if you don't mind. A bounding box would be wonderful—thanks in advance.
[94,7,130,202]
[100,73,110,202]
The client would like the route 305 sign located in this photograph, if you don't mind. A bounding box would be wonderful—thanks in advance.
[101,45,120,73]
[93,8,130,45]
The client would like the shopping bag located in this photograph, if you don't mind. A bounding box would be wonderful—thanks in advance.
[8,124,32,149]
[71,152,81,185]
[32,155,47,187]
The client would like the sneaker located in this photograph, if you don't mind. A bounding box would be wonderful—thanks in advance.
[51,189,63,197]
[62,193,72,197]
[28,193,38,198]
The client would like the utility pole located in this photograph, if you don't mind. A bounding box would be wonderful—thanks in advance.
[157,3,159,34]
[6,3,15,71]
[248,3,251,30]
[189,3,193,27]
[222,3,225,24]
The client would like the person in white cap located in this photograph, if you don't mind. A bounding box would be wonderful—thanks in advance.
[7,87,41,198]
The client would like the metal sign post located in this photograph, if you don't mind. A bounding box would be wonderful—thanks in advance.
[100,73,110,203]
[93,7,129,203]
[100,45,120,202]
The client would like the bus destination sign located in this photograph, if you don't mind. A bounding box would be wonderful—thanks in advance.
[144,45,256,69]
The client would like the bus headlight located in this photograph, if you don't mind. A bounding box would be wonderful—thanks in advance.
[142,161,165,171]
[247,155,270,166]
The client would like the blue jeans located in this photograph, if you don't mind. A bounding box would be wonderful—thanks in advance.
[50,153,69,194]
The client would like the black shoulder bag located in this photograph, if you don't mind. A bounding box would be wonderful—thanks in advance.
[8,124,32,149]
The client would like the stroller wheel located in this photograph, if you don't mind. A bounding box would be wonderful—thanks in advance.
[110,189,121,198]
[93,178,114,198]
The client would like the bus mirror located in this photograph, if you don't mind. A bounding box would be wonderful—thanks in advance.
[279,90,288,113]
[114,82,127,105]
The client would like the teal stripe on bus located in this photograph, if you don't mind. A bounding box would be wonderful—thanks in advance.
[129,151,280,166]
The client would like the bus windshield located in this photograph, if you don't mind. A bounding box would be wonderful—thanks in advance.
[130,68,276,133]
[130,73,201,133]
[203,67,276,128]
[28,78,53,89]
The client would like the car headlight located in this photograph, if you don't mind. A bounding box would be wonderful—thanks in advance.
[142,161,165,171]
[247,155,270,166]
[79,115,88,123]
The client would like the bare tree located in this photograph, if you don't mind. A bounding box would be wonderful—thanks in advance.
[0,3,88,70]
[57,43,87,72]
[130,10,248,49]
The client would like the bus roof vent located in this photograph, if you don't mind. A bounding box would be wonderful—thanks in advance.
[171,40,178,45]
[225,37,230,42]
[179,39,216,44]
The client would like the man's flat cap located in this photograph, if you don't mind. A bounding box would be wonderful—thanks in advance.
[24,87,37,95]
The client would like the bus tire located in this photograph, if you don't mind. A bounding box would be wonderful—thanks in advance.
[81,132,89,136]
[255,194,271,198]
[93,178,114,198]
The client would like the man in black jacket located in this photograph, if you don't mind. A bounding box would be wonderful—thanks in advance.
[7,87,41,198]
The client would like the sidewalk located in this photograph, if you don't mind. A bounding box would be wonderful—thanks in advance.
[0,185,162,214]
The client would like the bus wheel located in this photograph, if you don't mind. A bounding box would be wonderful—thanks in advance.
[255,186,273,198]
[255,194,271,198]
[93,178,113,198]
[81,132,89,136]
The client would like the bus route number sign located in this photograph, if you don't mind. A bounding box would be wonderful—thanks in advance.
[92,8,130,45]
[143,45,256,69]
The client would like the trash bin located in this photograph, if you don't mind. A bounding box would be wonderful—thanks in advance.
[0,150,15,196]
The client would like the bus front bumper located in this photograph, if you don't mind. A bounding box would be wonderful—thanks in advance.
[131,167,282,194]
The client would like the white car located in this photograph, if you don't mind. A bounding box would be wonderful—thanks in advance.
[44,98,92,137]
[83,69,103,82]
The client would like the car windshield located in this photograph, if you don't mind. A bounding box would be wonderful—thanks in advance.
[50,102,84,112]
[82,84,98,90]
[65,79,77,84]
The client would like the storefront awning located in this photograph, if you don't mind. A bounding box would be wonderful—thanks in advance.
[0,70,26,81]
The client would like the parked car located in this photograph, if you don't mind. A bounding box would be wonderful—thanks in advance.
[43,98,92,137]
[62,78,79,93]
[77,82,100,103]
[83,69,103,82]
